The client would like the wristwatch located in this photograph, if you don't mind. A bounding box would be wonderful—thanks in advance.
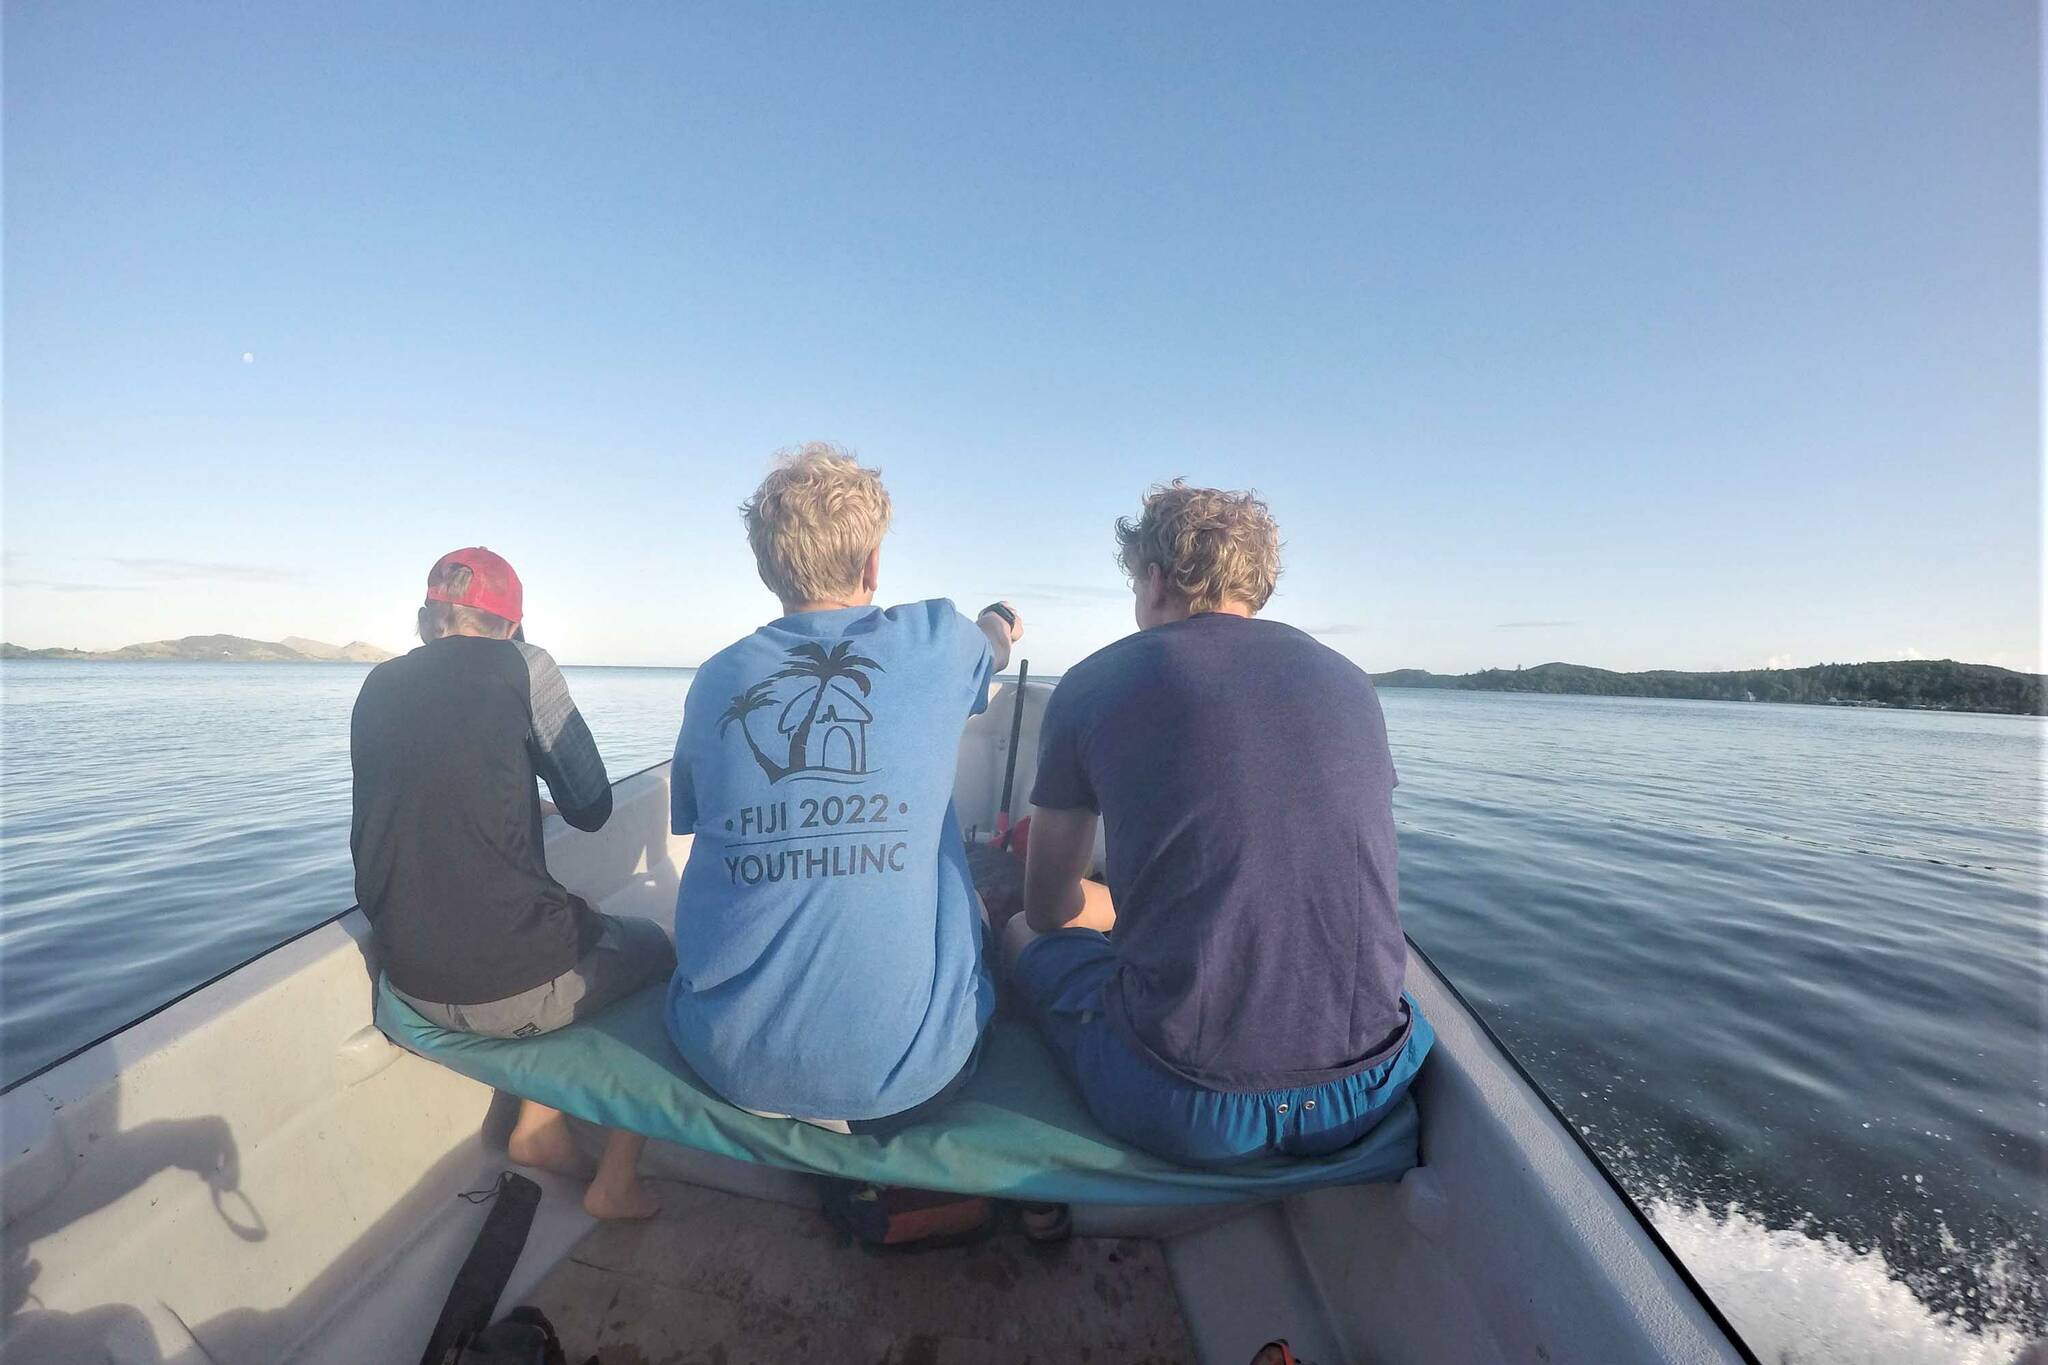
[980,601,1017,629]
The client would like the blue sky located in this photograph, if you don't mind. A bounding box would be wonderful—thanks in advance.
[4,2,2038,673]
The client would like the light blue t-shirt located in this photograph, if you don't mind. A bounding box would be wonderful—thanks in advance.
[664,599,998,1121]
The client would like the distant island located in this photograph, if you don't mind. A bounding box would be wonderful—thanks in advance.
[0,634,395,664]
[1372,659,2046,717]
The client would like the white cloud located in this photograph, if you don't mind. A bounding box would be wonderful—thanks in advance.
[109,557,308,584]
[4,578,146,594]
[1008,583,1130,604]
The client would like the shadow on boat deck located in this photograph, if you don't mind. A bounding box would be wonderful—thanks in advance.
[1,1060,259,1364]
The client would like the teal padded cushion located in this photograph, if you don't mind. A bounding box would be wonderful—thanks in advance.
[377,980,1420,1206]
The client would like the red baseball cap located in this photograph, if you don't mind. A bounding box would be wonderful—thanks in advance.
[425,546,523,624]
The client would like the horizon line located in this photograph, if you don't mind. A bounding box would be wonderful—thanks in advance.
[8,642,2039,683]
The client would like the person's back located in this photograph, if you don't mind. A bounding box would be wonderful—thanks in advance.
[670,600,996,1121]
[1008,481,1430,1167]
[354,631,610,1005]
[1037,613,1406,1089]
[664,444,1022,1131]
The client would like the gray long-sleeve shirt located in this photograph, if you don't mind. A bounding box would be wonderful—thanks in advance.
[351,634,612,1004]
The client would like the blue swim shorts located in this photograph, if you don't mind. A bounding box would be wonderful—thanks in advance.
[1010,927,1432,1167]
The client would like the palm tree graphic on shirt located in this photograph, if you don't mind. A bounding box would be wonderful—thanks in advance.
[717,682,788,781]
[721,640,883,783]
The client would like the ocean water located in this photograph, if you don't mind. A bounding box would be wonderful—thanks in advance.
[0,660,2040,1361]
[1387,690,2043,1362]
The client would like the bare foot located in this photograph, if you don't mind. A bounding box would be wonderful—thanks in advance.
[506,1108,595,1179]
[583,1177,662,1221]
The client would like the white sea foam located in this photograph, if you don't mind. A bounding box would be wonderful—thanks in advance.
[1646,1198,2038,1365]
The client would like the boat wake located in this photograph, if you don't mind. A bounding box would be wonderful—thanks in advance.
[1646,1197,2040,1365]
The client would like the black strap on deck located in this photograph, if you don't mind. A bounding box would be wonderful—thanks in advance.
[419,1170,544,1365]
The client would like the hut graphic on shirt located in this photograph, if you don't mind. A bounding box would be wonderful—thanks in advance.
[719,640,882,783]
[778,679,868,773]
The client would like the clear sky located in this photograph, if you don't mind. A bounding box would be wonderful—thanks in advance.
[4,2,2038,673]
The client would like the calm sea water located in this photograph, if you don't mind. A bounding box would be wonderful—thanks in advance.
[0,660,2040,1361]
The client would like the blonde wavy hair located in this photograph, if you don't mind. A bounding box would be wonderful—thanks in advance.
[742,442,893,604]
[1115,480,1282,613]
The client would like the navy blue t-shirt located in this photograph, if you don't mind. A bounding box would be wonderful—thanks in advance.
[1031,613,1410,1092]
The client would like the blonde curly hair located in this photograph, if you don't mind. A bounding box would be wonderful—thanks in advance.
[1115,480,1281,614]
[741,442,894,605]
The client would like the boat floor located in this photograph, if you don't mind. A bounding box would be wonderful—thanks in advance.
[526,1178,1199,1364]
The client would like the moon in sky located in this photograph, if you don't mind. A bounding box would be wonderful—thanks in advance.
[241,352,255,364]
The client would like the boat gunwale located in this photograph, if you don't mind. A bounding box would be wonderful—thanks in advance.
[1405,935,1763,1365]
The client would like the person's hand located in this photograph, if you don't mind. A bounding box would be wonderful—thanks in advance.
[979,601,1024,642]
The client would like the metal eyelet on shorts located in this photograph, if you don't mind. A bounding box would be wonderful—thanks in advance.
[1304,1099,1317,1112]
[1276,1101,1289,1114]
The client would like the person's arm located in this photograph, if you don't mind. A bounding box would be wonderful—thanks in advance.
[1023,805,1116,933]
[1019,669,1113,934]
[976,601,1022,676]
[518,642,613,832]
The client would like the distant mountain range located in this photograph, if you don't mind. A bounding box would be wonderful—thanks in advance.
[0,634,394,664]
[1372,659,2046,717]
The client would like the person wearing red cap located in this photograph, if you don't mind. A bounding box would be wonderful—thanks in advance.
[351,547,673,1220]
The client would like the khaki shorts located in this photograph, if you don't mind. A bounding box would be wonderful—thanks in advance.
[391,914,675,1039]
